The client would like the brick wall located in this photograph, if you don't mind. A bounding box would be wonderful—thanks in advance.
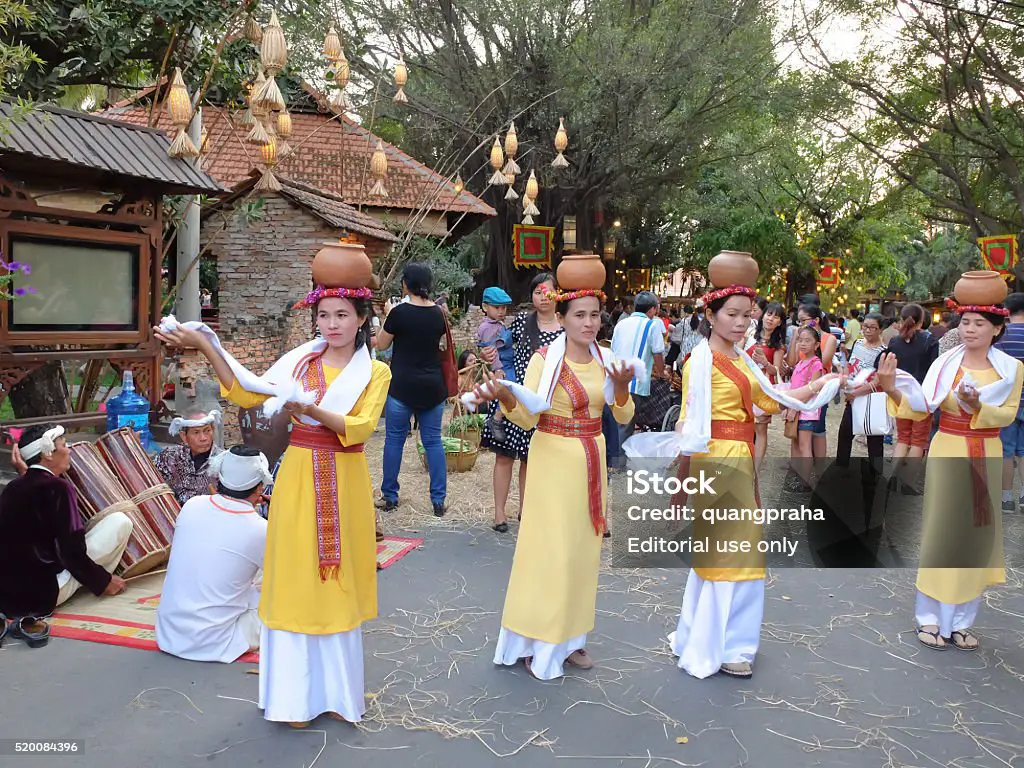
[172,192,385,442]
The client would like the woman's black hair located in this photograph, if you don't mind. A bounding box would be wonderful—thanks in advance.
[796,324,823,359]
[529,271,556,294]
[314,296,374,351]
[898,302,925,343]
[402,262,433,299]
[799,303,830,333]
[457,348,476,368]
[755,301,786,349]
[862,312,885,331]
[698,296,736,339]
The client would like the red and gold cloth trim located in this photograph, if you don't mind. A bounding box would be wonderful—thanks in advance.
[290,424,365,453]
[537,414,602,438]
[294,285,374,309]
[544,363,606,536]
[977,234,1017,275]
[697,284,757,307]
[944,297,1009,317]
[938,404,996,528]
[297,356,344,581]
[546,287,607,303]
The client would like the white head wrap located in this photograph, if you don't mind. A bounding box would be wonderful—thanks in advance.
[168,409,222,437]
[20,425,66,461]
[208,449,273,492]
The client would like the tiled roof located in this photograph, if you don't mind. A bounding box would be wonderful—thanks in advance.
[276,177,398,243]
[0,100,222,195]
[104,98,494,217]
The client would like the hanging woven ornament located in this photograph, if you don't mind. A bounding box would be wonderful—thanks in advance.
[453,174,464,194]
[329,89,346,111]
[525,168,539,200]
[368,139,389,197]
[488,137,507,186]
[166,68,198,158]
[237,107,255,127]
[552,117,569,168]
[255,10,287,112]
[502,122,520,175]
[394,57,408,103]
[323,25,342,60]
[255,123,281,192]
[504,173,518,201]
[244,15,262,44]
[524,197,540,218]
[276,109,293,159]
[334,51,350,92]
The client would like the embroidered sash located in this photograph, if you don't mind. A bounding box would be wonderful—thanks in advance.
[938,372,996,527]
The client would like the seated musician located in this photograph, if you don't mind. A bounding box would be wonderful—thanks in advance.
[0,424,131,648]
[154,407,223,505]
[156,445,269,663]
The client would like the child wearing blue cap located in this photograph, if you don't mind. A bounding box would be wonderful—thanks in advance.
[478,286,516,441]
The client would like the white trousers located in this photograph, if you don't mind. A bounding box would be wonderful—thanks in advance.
[238,609,261,652]
[669,571,765,679]
[258,626,365,723]
[493,627,588,681]
[55,512,133,606]
[915,591,982,638]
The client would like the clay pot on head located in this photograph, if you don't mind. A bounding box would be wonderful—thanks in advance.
[708,250,759,289]
[954,270,1008,306]
[556,252,606,291]
[311,240,373,288]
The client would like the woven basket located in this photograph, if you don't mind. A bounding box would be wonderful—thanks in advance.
[418,441,479,473]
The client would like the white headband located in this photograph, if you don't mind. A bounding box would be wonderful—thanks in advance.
[20,425,65,461]
[168,409,222,437]
[209,449,273,491]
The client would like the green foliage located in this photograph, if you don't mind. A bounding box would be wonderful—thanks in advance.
[381,235,480,301]
[446,413,484,436]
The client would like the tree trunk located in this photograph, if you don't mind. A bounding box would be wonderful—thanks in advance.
[10,361,70,419]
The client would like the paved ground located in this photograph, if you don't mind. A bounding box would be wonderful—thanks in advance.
[5,408,1024,767]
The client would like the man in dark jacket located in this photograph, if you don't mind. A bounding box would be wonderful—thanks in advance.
[0,423,132,646]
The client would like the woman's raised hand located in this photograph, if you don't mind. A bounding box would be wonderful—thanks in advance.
[154,323,207,351]
[471,369,511,405]
[608,360,636,388]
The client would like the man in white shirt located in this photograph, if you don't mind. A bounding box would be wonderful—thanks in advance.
[611,291,666,442]
[156,446,272,663]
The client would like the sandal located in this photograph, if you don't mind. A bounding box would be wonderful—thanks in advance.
[287,721,310,729]
[949,629,979,651]
[492,522,509,533]
[11,617,49,648]
[916,626,947,651]
[376,529,385,542]
[566,649,594,669]
[327,712,351,723]
[522,656,539,679]
[719,661,753,678]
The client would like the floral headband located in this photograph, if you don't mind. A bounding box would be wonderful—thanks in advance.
[545,288,607,303]
[695,284,758,308]
[945,297,1009,317]
[294,285,374,309]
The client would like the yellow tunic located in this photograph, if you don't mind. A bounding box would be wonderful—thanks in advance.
[677,355,781,582]
[498,354,633,644]
[890,363,1023,604]
[223,360,392,634]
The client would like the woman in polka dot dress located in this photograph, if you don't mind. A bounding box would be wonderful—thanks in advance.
[480,272,563,532]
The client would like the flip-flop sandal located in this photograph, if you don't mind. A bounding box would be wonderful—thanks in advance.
[493,522,509,533]
[948,629,979,651]
[565,649,594,669]
[376,530,385,542]
[12,617,50,648]
[916,626,947,651]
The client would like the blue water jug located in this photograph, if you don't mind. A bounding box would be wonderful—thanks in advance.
[106,370,155,451]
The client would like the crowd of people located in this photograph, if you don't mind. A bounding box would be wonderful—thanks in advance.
[0,252,1018,727]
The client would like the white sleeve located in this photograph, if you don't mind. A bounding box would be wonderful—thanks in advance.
[650,323,666,354]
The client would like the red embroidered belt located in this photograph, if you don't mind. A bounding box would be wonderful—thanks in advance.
[710,419,760,507]
[537,413,605,536]
[938,412,995,526]
[537,414,602,437]
[289,424,365,453]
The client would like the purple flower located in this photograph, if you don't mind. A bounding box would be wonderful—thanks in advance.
[13,286,36,297]
[19,264,31,275]
[6,261,21,271]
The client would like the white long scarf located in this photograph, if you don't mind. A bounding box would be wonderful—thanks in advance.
[623,339,840,458]
[461,334,645,414]
[892,343,1018,414]
[158,315,372,423]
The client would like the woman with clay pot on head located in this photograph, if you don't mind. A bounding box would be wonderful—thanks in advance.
[154,238,391,727]
[479,271,564,533]
[869,271,1022,652]
[468,255,638,680]
[624,251,845,679]
[374,263,449,517]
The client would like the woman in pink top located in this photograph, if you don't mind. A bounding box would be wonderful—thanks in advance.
[786,326,825,490]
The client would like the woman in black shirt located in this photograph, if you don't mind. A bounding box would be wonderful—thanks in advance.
[375,263,449,516]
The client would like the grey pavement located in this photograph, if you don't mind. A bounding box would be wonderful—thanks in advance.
[3,522,1024,768]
